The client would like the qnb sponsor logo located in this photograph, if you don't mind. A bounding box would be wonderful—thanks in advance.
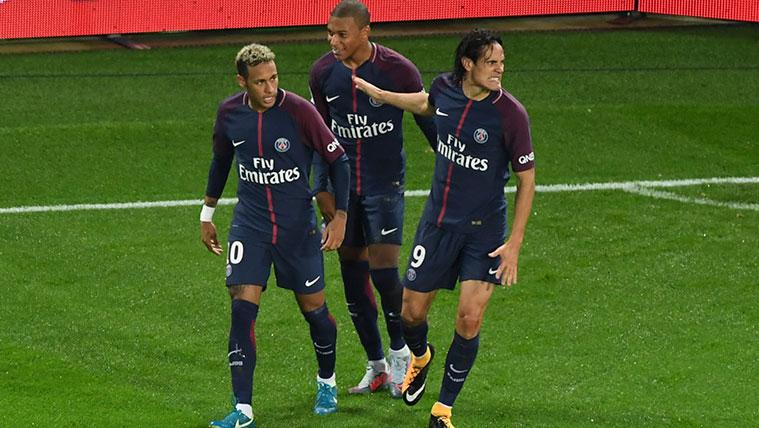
[437,135,489,172]
[331,114,395,139]
[518,151,535,165]
[239,157,301,185]
[326,139,341,153]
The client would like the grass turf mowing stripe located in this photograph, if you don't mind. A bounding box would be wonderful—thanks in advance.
[2,176,757,214]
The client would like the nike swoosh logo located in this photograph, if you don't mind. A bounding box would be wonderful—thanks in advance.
[488,268,499,275]
[380,228,398,236]
[232,139,246,147]
[449,364,468,374]
[235,419,253,428]
[326,95,340,102]
[227,349,243,358]
[405,383,425,402]
[435,108,448,116]
[305,276,321,287]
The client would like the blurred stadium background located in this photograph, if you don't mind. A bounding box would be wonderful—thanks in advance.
[1,1,757,427]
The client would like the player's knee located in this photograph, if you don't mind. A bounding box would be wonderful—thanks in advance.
[401,305,426,326]
[455,312,483,338]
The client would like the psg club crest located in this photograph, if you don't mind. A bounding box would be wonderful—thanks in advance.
[473,128,489,144]
[274,138,290,152]
[369,96,383,107]
[406,268,417,281]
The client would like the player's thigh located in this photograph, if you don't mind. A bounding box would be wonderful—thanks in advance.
[272,228,325,294]
[362,192,404,246]
[367,243,400,269]
[226,230,273,290]
[341,194,367,249]
[402,221,464,293]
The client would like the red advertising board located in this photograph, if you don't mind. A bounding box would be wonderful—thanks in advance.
[1,0,635,40]
[639,0,759,22]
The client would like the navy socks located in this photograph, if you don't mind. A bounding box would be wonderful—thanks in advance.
[439,332,480,406]
[229,299,259,405]
[302,303,338,379]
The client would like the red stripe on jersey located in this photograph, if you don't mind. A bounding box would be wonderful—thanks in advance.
[438,99,474,226]
[258,113,278,244]
[455,99,473,138]
[436,163,454,226]
[266,187,278,244]
[352,68,362,195]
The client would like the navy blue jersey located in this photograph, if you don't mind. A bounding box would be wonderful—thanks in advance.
[423,73,535,232]
[212,89,346,244]
[309,43,432,195]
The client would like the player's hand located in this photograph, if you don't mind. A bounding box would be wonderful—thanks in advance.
[352,76,382,101]
[321,210,346,251]
[315,191,337,223]
[201,222,223,255]
[488,240,521,287]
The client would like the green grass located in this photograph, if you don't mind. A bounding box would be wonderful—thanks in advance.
[1,25,758,427]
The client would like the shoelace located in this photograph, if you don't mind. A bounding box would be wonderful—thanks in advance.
[222,410,245,423]
[389,355,407,384]
[435,415,454,428]
[402,363,423,390]
[316,383,335,406]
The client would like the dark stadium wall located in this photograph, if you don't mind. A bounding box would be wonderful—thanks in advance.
[1,0,756,40]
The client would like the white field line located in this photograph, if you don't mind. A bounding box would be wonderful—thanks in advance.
[1,176,758,215]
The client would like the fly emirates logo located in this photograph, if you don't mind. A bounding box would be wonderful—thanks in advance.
[239,157,301,185]
[331,114,394,139]
[437,134,489,172]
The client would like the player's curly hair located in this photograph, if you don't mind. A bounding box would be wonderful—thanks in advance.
[452,29,503,84]
[331,0,370,28]
[236,43,276,78]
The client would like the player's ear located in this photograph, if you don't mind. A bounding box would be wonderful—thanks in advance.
[461,57,474,72]
[360,24,370,39]
[236,74,246,89]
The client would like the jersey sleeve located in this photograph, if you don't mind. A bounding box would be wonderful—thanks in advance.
[308,58,331,125]
[205,104,235,198]
[428,75,443,108]
[502,100,534,172]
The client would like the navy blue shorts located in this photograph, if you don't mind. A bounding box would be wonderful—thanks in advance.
[402,220,507,292]
[342,191,404,247]
[225,226,324,294]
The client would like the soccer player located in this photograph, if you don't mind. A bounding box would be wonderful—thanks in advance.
[352,29,536,427]
[309,0,437,398]
[200,43,350,428]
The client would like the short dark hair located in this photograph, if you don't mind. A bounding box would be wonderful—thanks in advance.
[453,29,503,84]
[235,43,275,78]
[330,0,370,28]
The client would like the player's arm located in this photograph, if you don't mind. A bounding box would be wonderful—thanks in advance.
[413,113,437,150]
[200,116,234,256]
[488,168,535,286]
[352,76,434,116]
[321,153,349,251]
[489,103,535,286]
[308,66,338,222]
[297,98,350,251]
[311,152,336,222]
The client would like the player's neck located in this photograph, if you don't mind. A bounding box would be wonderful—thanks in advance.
[461,79,490,101]
[342,41,373,70]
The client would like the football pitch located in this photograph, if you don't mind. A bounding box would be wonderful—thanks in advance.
[1,24,757,427]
